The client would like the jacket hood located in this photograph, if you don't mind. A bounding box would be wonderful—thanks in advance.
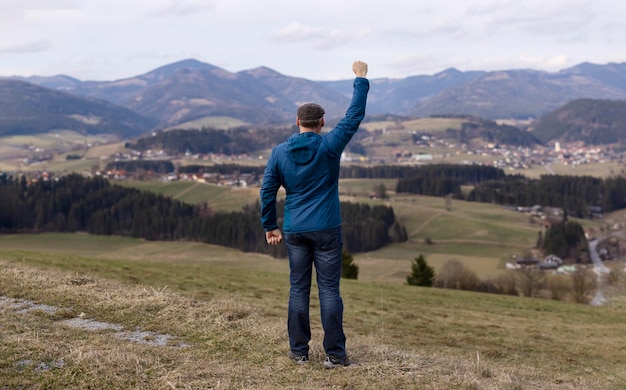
[287,132,321,164]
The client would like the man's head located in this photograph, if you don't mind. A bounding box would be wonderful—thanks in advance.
[297,103,325,131]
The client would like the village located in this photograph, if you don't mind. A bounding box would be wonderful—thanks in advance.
[85,131,626,185]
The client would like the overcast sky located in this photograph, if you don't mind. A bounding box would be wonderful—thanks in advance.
[1,0,625,81]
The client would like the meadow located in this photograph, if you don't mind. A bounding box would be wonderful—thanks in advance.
[1,177,625,388]
[163,116,249,131]
[1,233,625,389]
[112,178,548,283]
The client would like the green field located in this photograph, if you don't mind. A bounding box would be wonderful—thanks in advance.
[0,173,600,283]
[115,179,263,212]
[523,161,624,179]
[0,131,120,172]
[0,171,549,287]
[361,117,464,133]
[0,131,113,152]
[163,116,249,130]
[96,178,579,284]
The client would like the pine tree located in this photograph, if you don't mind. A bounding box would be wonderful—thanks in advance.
[406,254,435,287]
[341,249,359,279]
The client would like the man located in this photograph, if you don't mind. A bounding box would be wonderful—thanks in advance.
[260,60,369,368]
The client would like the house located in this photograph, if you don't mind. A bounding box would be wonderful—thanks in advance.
[538,255,563,270]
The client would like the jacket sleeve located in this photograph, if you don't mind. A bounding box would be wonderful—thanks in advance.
[260,150,281,231]
[323,77,370,157]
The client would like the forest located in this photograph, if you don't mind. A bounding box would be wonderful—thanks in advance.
[0,173,405,258]
[383,165,626,218]
[126,127,295,155]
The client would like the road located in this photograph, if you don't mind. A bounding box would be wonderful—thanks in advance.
[589,238,610,306]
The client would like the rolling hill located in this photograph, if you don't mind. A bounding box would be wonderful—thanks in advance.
[530,98,626,145]
[0,79,155,137]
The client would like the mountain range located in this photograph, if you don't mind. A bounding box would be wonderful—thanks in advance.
[3,59,626,143]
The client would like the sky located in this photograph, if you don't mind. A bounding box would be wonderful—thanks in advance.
[1,0,626,82]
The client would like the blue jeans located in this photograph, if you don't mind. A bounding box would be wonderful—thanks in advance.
[284,226,346,358]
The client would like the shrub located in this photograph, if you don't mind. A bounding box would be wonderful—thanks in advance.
[434,259,480,291]
[547,274,570,301]
[492,272,518,296]
[570,267,597,304]
[516,267,546,297]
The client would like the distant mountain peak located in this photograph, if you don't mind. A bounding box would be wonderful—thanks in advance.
[435,68,462,76]
[241,66,285,78]
[142,59,220,77]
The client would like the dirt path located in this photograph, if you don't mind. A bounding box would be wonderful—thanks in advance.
[410,211,444,236]
[411,238,530,249]
[173,182,201,199]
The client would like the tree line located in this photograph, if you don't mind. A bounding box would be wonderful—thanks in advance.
[0,173,406,257]
[126,126,295,155]
[125,125,369,159]
[377,165,626,218]
[465,174,626,217]
[97,161,626,219]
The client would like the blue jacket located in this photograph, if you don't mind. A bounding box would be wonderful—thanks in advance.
[260,77,370,233]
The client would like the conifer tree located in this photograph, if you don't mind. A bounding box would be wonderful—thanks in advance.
[341,249,359,279]
[406,254,435,287]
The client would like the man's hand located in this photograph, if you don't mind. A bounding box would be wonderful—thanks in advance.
[352,60,368,78]
[266,229,283,245]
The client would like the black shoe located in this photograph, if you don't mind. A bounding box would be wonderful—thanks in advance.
[288,351,309,365]
[323,354,352,369]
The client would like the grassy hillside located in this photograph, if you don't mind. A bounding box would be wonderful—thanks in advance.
[0,79,154,137]
[0,131,126,172]
[0,177,620,388]
[115,180,262,213]
[115,178,561,282]
[1,237,625,389]
[163,116,249,130]
[0,175,602,282]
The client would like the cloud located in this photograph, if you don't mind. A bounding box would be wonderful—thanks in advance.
[478,1,596,40]
[0,0,81,12]
[0,40,52,54]
[0,0,83,25]
[545,54,569,69]
[381,18,467,46]
[148,0,216,17]
[464,0,521,17]
[271,22,370,50]
[386,53,434,71]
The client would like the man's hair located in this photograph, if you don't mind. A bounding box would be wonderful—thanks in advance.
[297,103,325,128]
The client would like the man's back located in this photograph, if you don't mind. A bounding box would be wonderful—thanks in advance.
[260,77,370,234]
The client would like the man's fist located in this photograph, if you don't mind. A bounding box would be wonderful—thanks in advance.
[266,228,283,245]
[352,60,368,78]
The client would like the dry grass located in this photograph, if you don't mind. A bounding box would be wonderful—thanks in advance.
[2,247,626,389]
